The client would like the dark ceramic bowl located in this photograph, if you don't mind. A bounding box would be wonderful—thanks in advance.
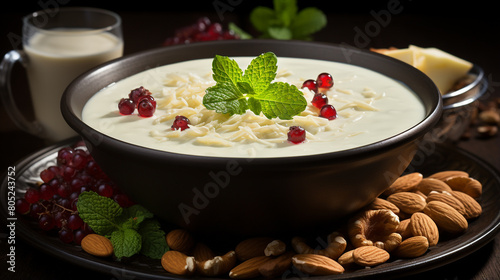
[61,40,442,236]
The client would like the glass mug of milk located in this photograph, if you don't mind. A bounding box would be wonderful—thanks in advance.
[0,7,123,142]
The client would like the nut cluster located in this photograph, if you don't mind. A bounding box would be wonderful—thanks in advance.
[463,97,500,139]
[160,170,482,278]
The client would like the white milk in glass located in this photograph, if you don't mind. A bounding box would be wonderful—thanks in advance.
[24,29,123,141]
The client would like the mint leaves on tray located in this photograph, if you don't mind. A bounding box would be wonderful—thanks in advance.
[203,52,307,120]
[77,191,168,259]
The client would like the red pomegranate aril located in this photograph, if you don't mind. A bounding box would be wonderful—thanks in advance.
[118,98,135,115]
[301,79,318,93]
[287,126,306,144]
[138,98,156,117]
[311,93,328,109]
[171,115,190,131]
[316,72,334,89]
[319,104,337,120]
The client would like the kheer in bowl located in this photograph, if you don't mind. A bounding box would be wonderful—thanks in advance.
[61,40,442,235]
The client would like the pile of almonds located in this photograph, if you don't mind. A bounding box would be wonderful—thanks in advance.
[160,170,483,278]
[463,97,500,139]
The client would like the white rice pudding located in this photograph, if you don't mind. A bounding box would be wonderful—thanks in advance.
[82,57,425,158]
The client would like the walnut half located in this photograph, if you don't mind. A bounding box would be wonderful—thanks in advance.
[348,209,402,252]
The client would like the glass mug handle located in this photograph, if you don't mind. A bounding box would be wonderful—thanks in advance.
[0,50,43,135]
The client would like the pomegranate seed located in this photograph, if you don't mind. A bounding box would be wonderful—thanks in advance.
[287,126,306,144]
[118,98,135,115]
[301,79,318,93]
[128,86,152,104]
[137,98,156,117]
[171,115,190,131]
[316,72,334,89]
[311,93,328,109]
[319,104,337,120]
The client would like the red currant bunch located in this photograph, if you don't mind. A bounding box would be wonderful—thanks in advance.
[118,86,156,117]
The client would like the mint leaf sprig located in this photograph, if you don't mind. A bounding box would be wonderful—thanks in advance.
[77,191,169,260]
[229,0,327,40]
[203,52,307,120]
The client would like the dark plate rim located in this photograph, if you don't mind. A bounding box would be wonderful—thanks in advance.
[1,137,499,279]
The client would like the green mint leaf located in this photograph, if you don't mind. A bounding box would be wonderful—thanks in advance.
[138,220,169,259]
[228,23,253,39]
[289,7,327,40]
[204,82,248,115]
[267,26,293,40]
[254,82,307,120]
[110,228,142,259]
[237,81,255,95]
[273,0,298,26]
[247,97,262,115]
[212,55,243,85]
[242,52,278,93]
[250,6,278,32]
[77,191,122,235]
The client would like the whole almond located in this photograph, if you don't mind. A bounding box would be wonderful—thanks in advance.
[337,249,355,266]
[444,177,482,198]
[197,251,236,277]
[417,178,453,195]
[81,234,113,257]
[166,229,195,253]
[383,172,423,196]
[392,236,429,258]
[387,192,426,214]
[409,212,439,246]
[235,237,273,261]
[428,170,469,181]
[229,255,271,279]
[426,191,466,216]
[452,191,482,219]
[396,218,413,240]
[258,251,294,278]
[161,250,196,276]
[292,254,344,275]
[364,197,400,215]
[352,246,390,267]
[423,201,468,234]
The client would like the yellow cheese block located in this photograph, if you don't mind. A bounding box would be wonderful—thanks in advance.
[376,45,473,94]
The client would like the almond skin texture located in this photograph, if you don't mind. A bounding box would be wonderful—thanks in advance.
[426,191,466,216]
[417,178,453,195]
[192,242,216,262]
[409,212,439,246]
[444,177,482,198]
[292,254,344,275]
[428,170,469,181]
[235,237,273,261]
[229,255,271,279]
[352,246,390,267]
[383,172,423,196]
[258,251,294,278]
[387,192,426,214]
[393,236,429,258]
[196,251,236,277]
[364,197,400,215]
[452,191,482,219]
[161,250,196,276]
[166,229,195,253]
[424,201,468,234]
[81,234,113,257]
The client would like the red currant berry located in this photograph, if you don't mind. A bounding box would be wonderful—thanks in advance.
[301,79,318,93]
[128,86,152,104]
[118,98,135,115]
[97,183,114,198]
[58,228,74,243]
[24,188,41,204]
[15,199,30,214]
[137,98,156,117]
[113,193,134,208]
[319,104,337,120]
[171,115,190,131]
[287,126,306,144]
[40,169,56,183]
[316,73,334,89]
[67,214,84,230]
[311,93,328,109]
[39,214,56,231]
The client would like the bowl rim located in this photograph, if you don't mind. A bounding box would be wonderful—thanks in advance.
[61,39,443,165]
